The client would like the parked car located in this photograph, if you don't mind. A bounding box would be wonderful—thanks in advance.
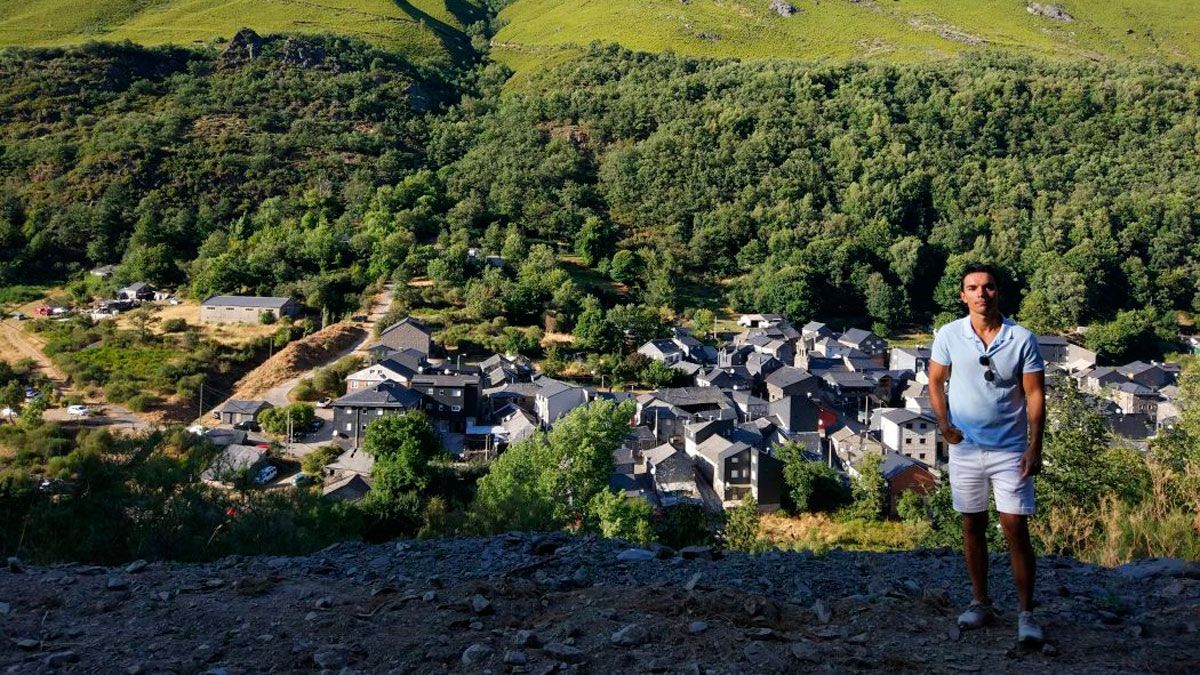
[67,404,91,417]
[292,473,314,486]
[316,397,332,408]
[233,420,260,432]
[0,407,15,420]
[254,465,278,485]
[308,418,324,432]
[186,424,206,435]
[211,410,221,420]
[12,312,25,321]
[24,387,40,401]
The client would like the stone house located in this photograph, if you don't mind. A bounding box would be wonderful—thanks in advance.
[878,408,941,466]
[200,295,300,324]
[332,381,423,448]
[373,317,432,356]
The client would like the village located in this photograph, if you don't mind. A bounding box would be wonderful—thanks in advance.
[161,290,1193,516]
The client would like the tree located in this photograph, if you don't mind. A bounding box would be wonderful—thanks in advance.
[609,250,640,285]
[575,216,616,267]
[776,442,849,513]
[257,404,314,437]
[724,495,768,553]
[606,304,664,349]
[691,308,715,339]
[641,359,683,388]
[587,489,654,545]
[362,411,442,496]
[845,453,888,521]
[470,400,634,533]
[573,295,617,352]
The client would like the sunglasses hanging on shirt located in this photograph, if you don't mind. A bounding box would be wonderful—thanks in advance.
[979,355,995,382]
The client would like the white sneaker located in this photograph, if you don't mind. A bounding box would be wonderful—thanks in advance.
[1018,611,1044,644]
[957,600,995,629]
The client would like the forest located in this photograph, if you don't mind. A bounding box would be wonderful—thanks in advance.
[0,40,1197,349]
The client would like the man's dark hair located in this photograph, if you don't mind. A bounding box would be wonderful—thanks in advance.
[960,262,1000,290]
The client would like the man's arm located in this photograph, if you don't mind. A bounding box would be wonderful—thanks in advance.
[1020,370,1045,478]
[928,360,962,444]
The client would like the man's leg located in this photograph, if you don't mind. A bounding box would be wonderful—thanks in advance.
[999,513,1035,612]
[962,511,991,604]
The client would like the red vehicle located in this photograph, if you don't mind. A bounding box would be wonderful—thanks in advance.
[35,305,53,316]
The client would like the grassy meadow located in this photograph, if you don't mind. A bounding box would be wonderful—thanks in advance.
[0,0,487,66]
[491,0,1200,74]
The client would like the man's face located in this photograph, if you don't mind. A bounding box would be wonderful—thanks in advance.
[960,271,999,315]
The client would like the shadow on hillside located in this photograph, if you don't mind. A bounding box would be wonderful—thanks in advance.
[444,0,487,30]
[393,0,478,67]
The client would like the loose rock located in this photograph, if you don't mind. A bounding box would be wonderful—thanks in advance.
[6,557,23,573]
[616,548,656,563]
[812,599,832,624]
[611,623,647,646]
[689,620,707,635]
[471,594,492,615]
[44,651,79,668]
[514,629,541,648]
[125,560,148,574]
[543,642,586,663]
[461,643,493,666]
[503,650,528,665]
[107,577,129,591]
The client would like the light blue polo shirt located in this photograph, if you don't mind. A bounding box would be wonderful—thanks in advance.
[930,316,1044,452]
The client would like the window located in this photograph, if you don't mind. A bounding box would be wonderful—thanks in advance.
[376,409,384,416]
[452,390,462,397]
[730,470,740,479]
[919,438,926,444]
[730,457,739,464]
[905,423,912,429]
[425,404,433,410]
[919,453,927,461]
[905,438,912,444]
[344,423,352,432]
[451,405,461,412]
[919,423,927,430]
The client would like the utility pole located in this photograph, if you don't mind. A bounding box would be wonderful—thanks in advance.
[198,380,204,421]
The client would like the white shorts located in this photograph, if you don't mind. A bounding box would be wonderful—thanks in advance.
[947,442,1035,515]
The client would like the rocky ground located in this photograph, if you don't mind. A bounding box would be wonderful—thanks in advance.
[1,535,1198,673]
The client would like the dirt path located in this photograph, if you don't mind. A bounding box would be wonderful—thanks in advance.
[0,319,64,380]
[211,283,396,414]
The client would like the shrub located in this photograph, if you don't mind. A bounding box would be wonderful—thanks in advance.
[125,394,157,412]
[292,379,319,402]
[260,311,276,325]
[587,489,654,545]
[162,318,188,333]
[301,445,342,475]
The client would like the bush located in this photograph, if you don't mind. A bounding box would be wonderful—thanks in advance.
[587,489,654,545]
[258,404,315,436]
[104,381,139,404]
[125,394,157,412]
[301,445,343,475]
[260,311,277,325]
[162,318,188,333]
[724,495,770,553]
[655,503,716,549]
[292,379,319,402]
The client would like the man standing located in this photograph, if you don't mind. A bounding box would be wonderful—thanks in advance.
[928,262,1046,644]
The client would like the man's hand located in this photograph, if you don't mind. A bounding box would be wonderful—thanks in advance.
[1018,448,1042,479]
[940,424,963,445]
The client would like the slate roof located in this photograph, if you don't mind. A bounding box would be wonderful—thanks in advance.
[218,399,270,415]
[765,366,812,389]
[333,381,422,408]
[328,448,375,475]
[201,444,267,482]
[878,452,931,481]
[380,316,430,336]
[323,474,372,501]
[645,387,733,409]
[880,408,924,425]
[650,450,697,485]
[695,435,750,466]
[202,295,293,309]
[840,328,879,346]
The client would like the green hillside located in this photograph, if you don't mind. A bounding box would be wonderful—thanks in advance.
[0,0,487,66]
[491,0,1200,70]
